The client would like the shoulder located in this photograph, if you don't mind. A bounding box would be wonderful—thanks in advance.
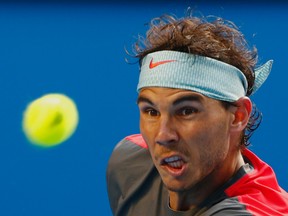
[201,198,252,216]
[107,134,163,215]
[107,134,149,171]
[106,134,151,187]
[114,134,148,151]
[224,149,288,215]
[165,198,252,216]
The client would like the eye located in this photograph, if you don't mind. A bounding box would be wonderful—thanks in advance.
[177,107,198,116]
[145,108,159,117]
[139,106,160,117]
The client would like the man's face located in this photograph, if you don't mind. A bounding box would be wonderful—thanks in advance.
[137,87,237,192]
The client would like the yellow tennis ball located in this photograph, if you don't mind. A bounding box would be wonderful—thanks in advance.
[22,93,79,147]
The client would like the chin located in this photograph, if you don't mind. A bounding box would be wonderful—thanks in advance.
[163,179,194,193]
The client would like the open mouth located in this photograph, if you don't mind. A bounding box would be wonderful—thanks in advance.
[162,156,185,170]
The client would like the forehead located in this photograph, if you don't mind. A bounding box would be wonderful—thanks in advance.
[138,87,210,105]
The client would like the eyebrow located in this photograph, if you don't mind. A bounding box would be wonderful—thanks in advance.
[137,94,202,106]
[172,95,202,106]
[137,96,154,105]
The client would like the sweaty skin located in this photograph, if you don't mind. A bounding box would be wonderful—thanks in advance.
[137,87,250,211]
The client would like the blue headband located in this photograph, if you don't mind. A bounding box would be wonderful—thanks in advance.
[137,51,273,102]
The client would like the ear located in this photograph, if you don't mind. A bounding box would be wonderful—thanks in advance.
[230,97,252,132]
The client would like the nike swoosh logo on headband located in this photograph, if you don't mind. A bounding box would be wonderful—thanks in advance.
[149,58,176,69]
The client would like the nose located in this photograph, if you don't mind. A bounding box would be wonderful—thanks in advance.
[155,116,178,146]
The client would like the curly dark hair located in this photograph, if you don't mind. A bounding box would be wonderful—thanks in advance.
[132,12,262,147]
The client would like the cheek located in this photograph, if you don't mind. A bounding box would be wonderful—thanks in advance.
[139,118,155,148]
[139,118,149,138]
[196,122,231,165]
[184,118,231,154]
[139,115,157,136]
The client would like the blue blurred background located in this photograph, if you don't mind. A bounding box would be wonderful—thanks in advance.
[0,1,287,215]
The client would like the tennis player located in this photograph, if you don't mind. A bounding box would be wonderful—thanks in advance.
[107,12,288,216]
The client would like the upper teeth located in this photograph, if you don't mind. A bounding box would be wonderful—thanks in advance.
[164,156,181,163]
